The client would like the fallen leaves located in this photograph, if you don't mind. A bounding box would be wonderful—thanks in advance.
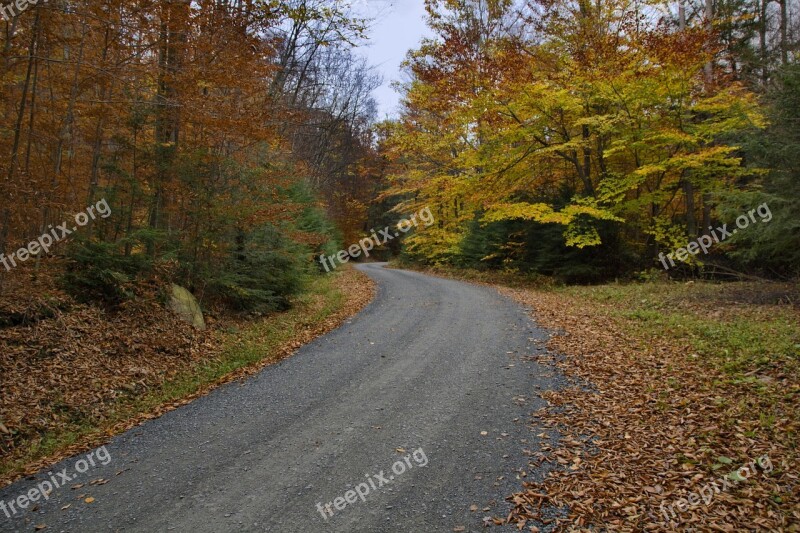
[496,285,799,531]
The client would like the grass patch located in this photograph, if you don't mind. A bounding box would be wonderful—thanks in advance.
[551,281,800,378]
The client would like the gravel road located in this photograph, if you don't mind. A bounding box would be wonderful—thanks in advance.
[1,263,564,532]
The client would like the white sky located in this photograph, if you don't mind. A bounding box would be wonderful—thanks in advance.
[354,0,434,119]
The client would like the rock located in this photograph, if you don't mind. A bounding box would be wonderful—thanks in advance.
[168,284,206,330]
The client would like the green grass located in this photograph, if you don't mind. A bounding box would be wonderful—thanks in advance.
[1,273,347,481]
[551,282,800,377]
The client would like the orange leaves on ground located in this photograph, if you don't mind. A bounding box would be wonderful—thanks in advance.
[498,285,798,532]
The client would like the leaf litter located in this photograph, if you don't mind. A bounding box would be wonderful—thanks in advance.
[495,285,799,532]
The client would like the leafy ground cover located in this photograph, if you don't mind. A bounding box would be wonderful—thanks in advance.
[499,281,798,531]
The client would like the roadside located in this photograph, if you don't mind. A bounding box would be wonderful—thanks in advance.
[0,265,374,486]
[395,264,799,531]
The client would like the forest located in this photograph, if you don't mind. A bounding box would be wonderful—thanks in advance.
[0,1,798,531]
[382,0,800,282]
[1,0,383,313]
[1,0,798,304]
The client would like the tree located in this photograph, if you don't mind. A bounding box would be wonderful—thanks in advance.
[0,0,379,307]
[380,0,764,277]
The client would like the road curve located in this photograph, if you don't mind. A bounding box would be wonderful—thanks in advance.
[1,263,562,533]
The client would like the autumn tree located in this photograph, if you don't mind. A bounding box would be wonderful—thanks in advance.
[0,0,381,308]
[381,0,764,279]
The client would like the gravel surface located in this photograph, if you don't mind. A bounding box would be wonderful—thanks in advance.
[0,263,566,532]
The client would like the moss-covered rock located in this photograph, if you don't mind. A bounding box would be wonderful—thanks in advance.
[169,284,205,330]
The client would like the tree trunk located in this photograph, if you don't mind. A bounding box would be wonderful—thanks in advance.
[151,0,190,234]
[704,0,713,84]
[684,178,697,238]
[88,27,113,204]
[759,0,768,84]
[3,10,39,256]
[779,0,788,64]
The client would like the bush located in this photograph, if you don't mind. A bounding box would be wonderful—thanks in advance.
[202,225,306,314]
[61,179,341,313]
[455,213,630,283]
[61,237,156,305]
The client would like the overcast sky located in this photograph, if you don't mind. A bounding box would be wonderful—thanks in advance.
[354,0,434,119]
